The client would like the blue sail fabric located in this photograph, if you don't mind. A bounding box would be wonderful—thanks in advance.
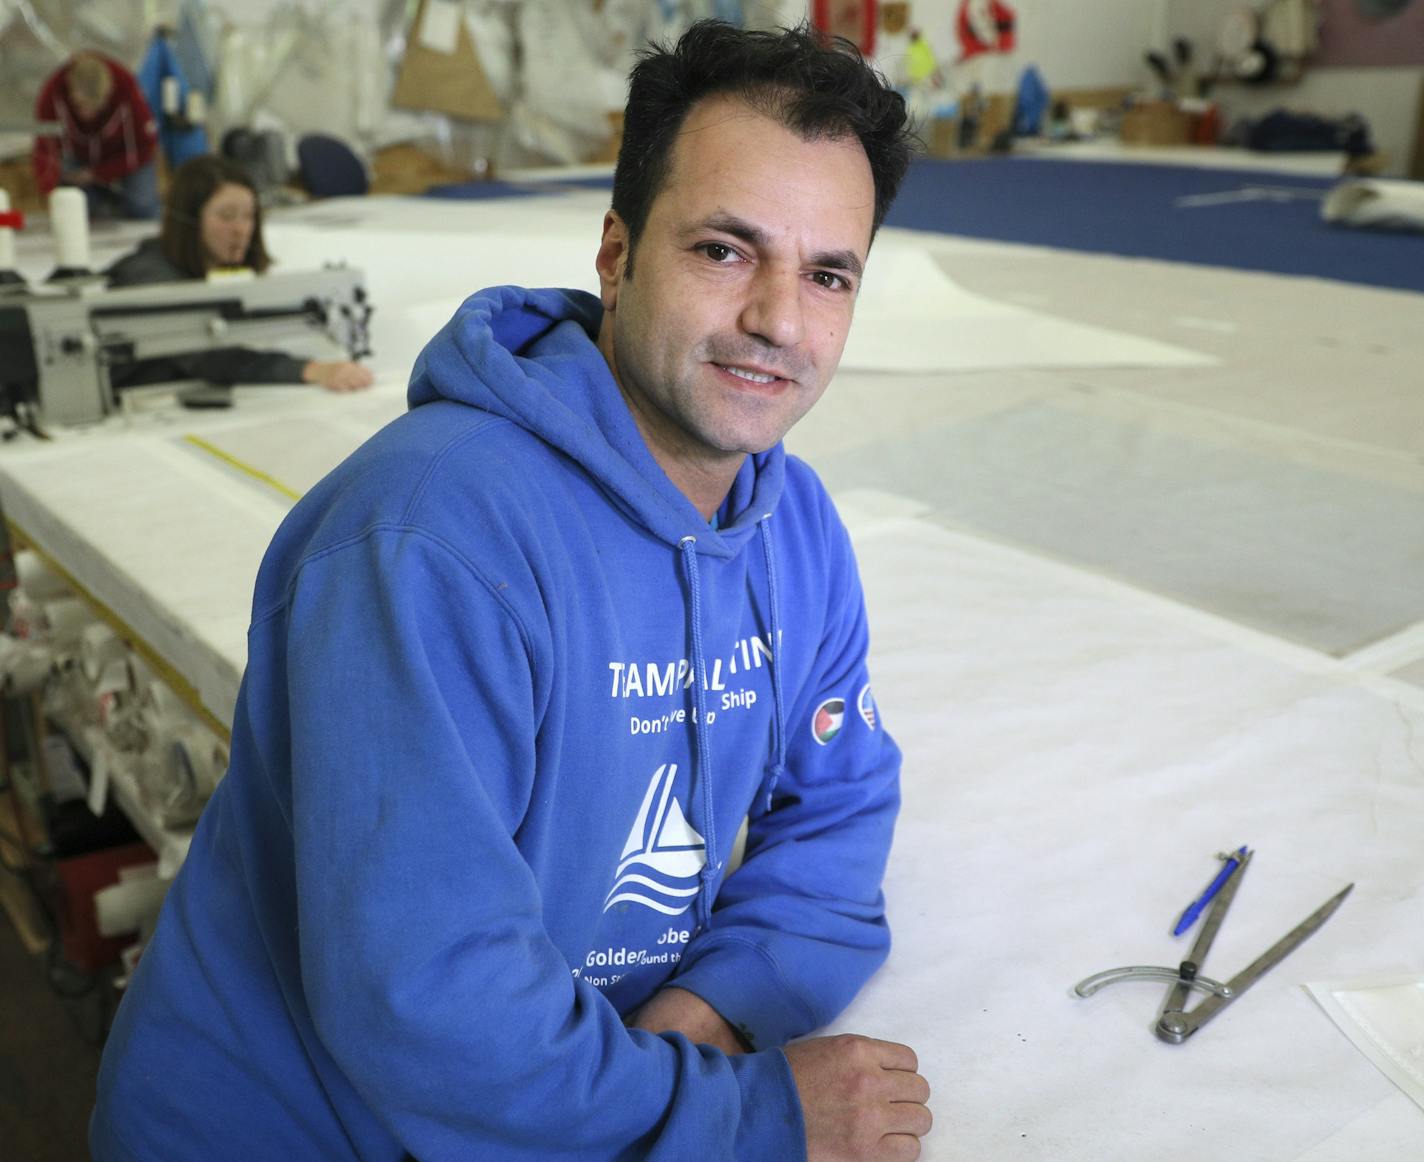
[137,33,209,169]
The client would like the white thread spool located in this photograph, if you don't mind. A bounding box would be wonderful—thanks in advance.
[41,596,92,642]
[186,90,206,123]
[94,873,169,937]
[49,186,91,272]
[15,550,72,600]
[5,643,53,694]
[79,622,119,681]
[162,76,181,115]
[0,189,16,273]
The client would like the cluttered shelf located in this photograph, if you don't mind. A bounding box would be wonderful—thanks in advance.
[1,538,216,880]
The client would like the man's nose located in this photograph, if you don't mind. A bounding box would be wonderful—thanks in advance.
[739,266,804,350]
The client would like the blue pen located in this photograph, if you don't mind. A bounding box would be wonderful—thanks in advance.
[1173,846,1249,937]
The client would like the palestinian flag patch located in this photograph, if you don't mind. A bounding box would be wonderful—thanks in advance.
[812,697,846,745]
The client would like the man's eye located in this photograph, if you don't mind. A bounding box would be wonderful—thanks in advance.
[700,243,737,262]
[811,271,849,291]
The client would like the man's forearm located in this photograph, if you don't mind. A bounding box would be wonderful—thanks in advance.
[627,986,749,1055]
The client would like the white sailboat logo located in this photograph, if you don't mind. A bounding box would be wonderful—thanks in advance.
[603,763,706,916]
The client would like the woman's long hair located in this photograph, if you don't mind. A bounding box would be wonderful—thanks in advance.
[160,155,271,277]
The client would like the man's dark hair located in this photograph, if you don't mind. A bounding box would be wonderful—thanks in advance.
[161,155,271,277]
[612,21,915,262]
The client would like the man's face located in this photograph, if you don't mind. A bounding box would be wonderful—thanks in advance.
[66,72,112,121]
[596,95,875,481]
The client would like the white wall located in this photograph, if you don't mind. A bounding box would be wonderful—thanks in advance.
[878,0,1166,93]
[1165,0,1422,176]
[864,0,1419,175]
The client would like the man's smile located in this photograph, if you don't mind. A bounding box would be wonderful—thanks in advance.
[712,361,790,387]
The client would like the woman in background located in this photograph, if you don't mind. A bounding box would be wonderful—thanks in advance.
[107,155,372,392]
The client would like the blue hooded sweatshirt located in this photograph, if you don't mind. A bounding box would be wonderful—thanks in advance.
[92,286,902,1161]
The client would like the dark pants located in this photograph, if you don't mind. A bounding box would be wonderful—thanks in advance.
[65,161,160,221]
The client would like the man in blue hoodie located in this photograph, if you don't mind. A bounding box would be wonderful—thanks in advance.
[92,21,928,1162]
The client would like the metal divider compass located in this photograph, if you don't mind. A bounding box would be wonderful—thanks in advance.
[1073,847,1353,1043]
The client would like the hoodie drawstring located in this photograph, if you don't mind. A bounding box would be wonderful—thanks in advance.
[679,536,720,932]
[678,519,789,932]
[758,518,788,815]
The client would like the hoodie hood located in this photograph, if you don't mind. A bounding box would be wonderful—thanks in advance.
[407,285,786,555]
[409,285,796,931]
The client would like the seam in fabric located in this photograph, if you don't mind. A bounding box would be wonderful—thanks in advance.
[692,933,821,1031]
[400,413,509,522]
[250,523,535,668]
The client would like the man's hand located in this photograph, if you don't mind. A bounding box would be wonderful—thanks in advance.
[785,1035,932,1161]
[626,986,748,1055]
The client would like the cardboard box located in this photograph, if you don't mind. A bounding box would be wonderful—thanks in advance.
[0,154,43,216]
[392,0,503,123]
[923,93,1015,158]
[1120,101,1193,146]
[585,112,624,166]
[369,142,479,196]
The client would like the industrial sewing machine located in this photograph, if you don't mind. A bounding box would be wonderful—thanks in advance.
[0,266,370,430]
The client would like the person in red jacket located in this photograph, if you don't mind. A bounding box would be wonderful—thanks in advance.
[32,51,160,220]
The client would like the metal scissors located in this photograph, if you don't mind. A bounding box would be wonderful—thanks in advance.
[1073,848,1353,1043]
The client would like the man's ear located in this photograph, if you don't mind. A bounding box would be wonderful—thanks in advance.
[595,210,629,312]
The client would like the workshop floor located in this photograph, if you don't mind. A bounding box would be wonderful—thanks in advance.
[0,910,106,1162]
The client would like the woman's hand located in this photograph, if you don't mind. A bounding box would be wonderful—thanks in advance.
[303,360,374,393]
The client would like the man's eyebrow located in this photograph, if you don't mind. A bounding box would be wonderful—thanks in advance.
[809,247,864,280]
[690,212,865,280]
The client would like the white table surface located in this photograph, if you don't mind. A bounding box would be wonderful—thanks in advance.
[2,192,1419,1159]
[827,495,1422,1161]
